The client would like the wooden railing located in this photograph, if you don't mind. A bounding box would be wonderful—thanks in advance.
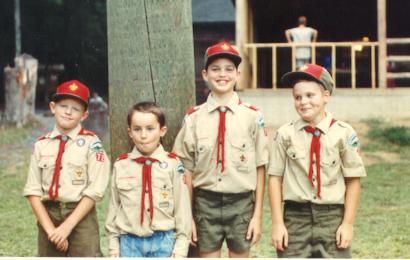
[244,42,379,89]
[386,38,410,80]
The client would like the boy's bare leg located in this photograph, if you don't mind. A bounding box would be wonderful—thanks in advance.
[229,249,250,258]
[200,250,221,258]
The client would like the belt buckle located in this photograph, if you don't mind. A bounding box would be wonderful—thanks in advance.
[58,201,66,209]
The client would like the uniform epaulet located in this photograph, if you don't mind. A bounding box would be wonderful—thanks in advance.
[116,153,128,161]
[241,102,259,111]
[37,133,49,141]
[167,152,177,159]
[186,106,199,115]
[78,127,96,136]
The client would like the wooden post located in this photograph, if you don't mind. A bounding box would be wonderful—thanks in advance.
[378,0,387,88]
[236,0,252,90]
[107,0,196,159]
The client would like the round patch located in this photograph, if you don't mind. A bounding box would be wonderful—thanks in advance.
[159,161,168,169]
[76,138,86,147]
[257,115,265,128]
[176,162,185,174]
[347,134,359,148]
[314,129,321,137]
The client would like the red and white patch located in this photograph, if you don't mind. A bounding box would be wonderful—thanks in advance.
[96,151,105,162]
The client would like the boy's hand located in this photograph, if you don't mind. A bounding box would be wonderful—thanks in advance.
[246,216,262,246]
[109,253,119,257]
[336,222,353,249]
[190,218,198,246]
[48,222,74,246]
[55,239,69,252]
[271,223,288,252]
[172,253,185,258]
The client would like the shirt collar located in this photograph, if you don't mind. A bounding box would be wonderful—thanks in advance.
[49,124,82,140]
[206,92,240,113]
[129,144,165,160]
[295,112,333,134]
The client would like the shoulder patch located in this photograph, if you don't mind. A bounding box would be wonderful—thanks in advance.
[167,152,177,159]
[241,102,259,111]
[90,140,103,152]
[186,106,199,115]
[78,128,96,136]
[116,153,128,161]
[176,161,185,174]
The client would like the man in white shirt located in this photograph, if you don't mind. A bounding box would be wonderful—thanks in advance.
[285,16,318,69]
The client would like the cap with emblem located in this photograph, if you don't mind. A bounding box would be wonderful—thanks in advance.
[52,80,90,108]
[204,41,242,69]
[281,64,334,94]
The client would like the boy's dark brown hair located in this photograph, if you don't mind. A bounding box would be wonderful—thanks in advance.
[127,101,166,127]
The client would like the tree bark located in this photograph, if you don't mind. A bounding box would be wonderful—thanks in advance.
[107,0,196,159]
[3,54,38,127]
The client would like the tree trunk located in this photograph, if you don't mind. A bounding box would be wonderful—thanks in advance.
[3,54,38,127]
[107,0,196,159]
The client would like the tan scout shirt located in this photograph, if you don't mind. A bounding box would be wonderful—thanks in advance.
[173,92,269,193]
[105,145,192,257]
[23,124,110,202]
[268,112,366,204]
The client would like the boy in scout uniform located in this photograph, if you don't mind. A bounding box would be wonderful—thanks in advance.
[105,101,191,257]
[23,80,110,256]
[268,64,366,258]
[173,41,269,258]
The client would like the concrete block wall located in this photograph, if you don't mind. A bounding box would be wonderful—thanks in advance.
[238,89,410,127]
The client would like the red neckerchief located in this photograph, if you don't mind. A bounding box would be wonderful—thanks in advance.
[135,156,158,225]
[48,135,69,200]
[303,118,337,198]
[217,106,227,172]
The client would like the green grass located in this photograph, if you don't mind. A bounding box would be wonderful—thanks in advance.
[1,121,410,257]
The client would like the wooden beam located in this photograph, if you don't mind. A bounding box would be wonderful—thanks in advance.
[378,0,387,88]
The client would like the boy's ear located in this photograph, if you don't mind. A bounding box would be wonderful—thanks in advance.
[81,110,89,122]
[49,101,56,114]
[323,89,331,103]
[127,127,132,138]
[201,69,208,81]
[160,126,168,137]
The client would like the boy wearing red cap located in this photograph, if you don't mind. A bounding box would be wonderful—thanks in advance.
[268,64,366,258]
[23,80,110,256]
[173,41,269,257]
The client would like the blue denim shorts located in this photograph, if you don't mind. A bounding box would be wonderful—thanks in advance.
[120,230,176,257]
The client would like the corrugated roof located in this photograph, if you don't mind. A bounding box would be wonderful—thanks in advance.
[192,0,235,23]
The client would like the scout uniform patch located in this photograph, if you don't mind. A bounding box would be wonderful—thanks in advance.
[76,138,86,147]
[90,140,103,152]
[176,162,185,175]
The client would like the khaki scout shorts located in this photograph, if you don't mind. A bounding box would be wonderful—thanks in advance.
[278,201,351,258]
[38,201,102,257]
[193,188,254,253]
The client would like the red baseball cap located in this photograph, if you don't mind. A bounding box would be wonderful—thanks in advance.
[203,41,242,69]
[52,80,90,107]
[281,64,334,94]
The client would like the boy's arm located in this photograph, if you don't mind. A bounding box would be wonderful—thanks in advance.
[49,137,110,245]
[246,165,265,245]
[268,176,288,251]
[182,168,197,247]
[48,196,95,245]
[105,167,121,257]
[172,161,193,257]
[27,196,69,252]
[336,177,361,249]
